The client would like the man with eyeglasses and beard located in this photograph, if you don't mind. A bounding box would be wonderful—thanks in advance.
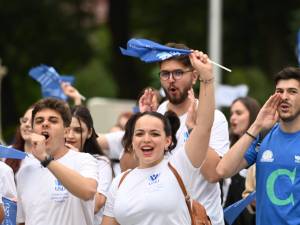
[150,43,229,225]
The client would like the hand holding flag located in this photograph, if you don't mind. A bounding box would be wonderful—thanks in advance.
[29,65,85,101]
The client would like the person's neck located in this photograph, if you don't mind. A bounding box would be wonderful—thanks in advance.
[50,146,69,160]
[24,141,33,153]
[167,98,192,116]
[280,116,300,133]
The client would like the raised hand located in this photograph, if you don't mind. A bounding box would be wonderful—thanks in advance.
[138,88,158,113]
[29,132,48,161]
[253,94,281,131]
[189,50,213,81]
[61,82,83,105]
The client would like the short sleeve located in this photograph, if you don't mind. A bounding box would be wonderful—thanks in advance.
[209,110,230,157]
[244,139,259,166]
[105,131,124,159]
[169,147,199,193]
[103,174,123,218]
[77,153,99,182]
[0,162,17,201]
[97,158,113,197]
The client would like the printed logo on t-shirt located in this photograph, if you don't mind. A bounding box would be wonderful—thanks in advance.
[148,173,160,185]
[183,131,189,142]
[266,168,296,206]
[260,150,274,162]
[51,179,69,203]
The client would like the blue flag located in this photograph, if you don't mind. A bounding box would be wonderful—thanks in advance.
[223,191,256,225]
[1,197,17,225]
[29,65,75,100]
[120,38,191,63]
[297,30,300,66]
[0,145,27,159]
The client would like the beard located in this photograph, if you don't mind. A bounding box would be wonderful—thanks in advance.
[279,108,300,122]
[163,85,190,105]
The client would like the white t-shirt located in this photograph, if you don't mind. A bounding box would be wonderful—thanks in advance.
[104,131,124,160]
[16,150,99,225]
[0,180,3,204]
[104,147,198,225]
[0,161,17,201]
[157,101,229,225]
[93,155,113,225]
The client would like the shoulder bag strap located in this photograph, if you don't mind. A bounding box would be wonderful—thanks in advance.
[168,162,194,223]
[118,169,131,188]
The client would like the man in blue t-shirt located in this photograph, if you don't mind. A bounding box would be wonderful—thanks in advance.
[217,67,300,225]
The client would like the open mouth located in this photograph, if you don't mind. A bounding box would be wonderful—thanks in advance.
[141,146,154,156]
[280,103,290,112]
[169,87,177,93]
[41,131,50,140]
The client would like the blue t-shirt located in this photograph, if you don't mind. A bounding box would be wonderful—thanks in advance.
[244,124,300,225]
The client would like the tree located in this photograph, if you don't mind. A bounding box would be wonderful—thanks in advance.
[0,0,96,141]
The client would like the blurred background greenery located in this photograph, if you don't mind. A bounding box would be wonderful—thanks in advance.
[1,0,300,142]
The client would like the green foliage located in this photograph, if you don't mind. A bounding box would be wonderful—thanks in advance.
[224,67,273,104]
[0,0,97,142]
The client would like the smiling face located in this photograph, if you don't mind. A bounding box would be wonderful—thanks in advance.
[20,108,33,141]
[230,100,250,137]
[32,108,67,154]
[275,79,300,122]
[132,115,171,168]
[66,117,91,151]
[160,60,197,105]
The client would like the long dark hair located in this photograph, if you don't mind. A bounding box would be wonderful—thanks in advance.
[229,97,261,146]
[6,105,34,174]
[122,110,180,153]
[5,127,25,174]
[70,105,105,156]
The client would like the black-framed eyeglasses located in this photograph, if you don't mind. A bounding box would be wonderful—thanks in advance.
[158,69,193,81]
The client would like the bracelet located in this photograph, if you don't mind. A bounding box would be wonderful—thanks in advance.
[199,78,214,84]
[245,131,256,140]
[41,155,54,167]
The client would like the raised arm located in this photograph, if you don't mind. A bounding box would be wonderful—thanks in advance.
[216,94,281,178]
[185,87,226,182]
[185,51,215,168]
[30,133,97,201]
[138,88,159,112]
[61,82,83,105]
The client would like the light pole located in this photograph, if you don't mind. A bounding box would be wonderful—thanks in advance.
[208,0,222,87]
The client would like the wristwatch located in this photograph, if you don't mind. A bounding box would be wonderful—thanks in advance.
[41,155,54,167]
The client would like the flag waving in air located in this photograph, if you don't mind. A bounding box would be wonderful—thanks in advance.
[120,38,191,63]
[29,65,74,100]
[120,38,231,72]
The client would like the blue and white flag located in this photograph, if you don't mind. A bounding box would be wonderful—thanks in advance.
[1,197,17,225]
[297,30,300,66]
[29,65,74,100]
[120,38,191,63]
[0,145,27,159]
[223,191,256,225]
